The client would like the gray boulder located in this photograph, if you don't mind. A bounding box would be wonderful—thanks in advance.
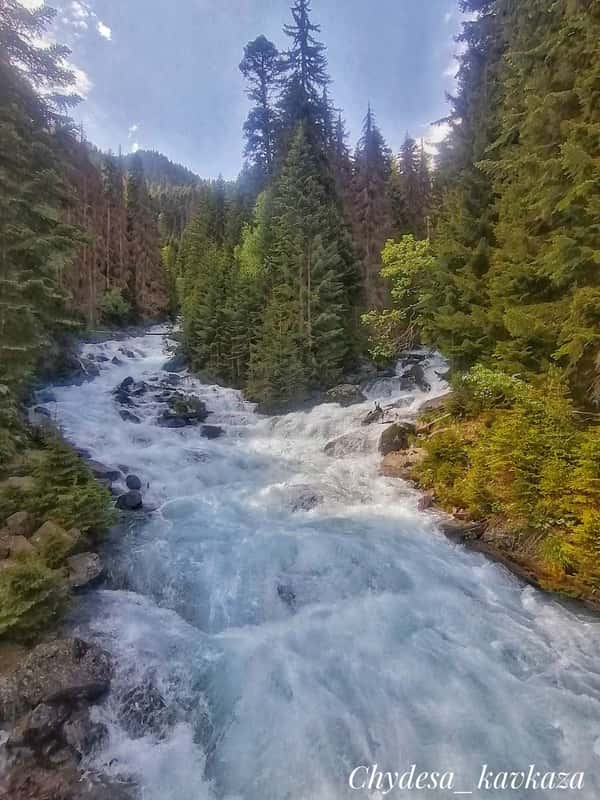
[201,425,224,439]
[162,353,187,372]
[9,639,113,709]
[323,384,367,407]
[7,702,70,748]
[378,422,416,455]
[66,553,104,589]
[125,474,142,490]
[116,491,143,511]
[63,706,108,756]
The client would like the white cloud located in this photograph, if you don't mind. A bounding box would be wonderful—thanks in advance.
[20,0,43,8]
[131,142,140,153]
[70,0,90,20]
[444,60,458,79]
[444,11,453,24]
[97,20,112,40]
[70,64,93,97]
[128,123,139,138]
[422,121,452,159]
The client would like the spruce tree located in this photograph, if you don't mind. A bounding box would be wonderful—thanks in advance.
[352,105,393,308]
[239,35,282,180]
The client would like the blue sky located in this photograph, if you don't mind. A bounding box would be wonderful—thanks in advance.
[33,0,465,178]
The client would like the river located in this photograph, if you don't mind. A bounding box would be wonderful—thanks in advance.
[39,328,600,800]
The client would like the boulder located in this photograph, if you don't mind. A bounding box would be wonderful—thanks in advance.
[6,535,35,558]
[5,511,38,538]
[157,412,187,428]
[118,347,137,359]
[0,535,10,559]
[402,363,431,392]
[85,461,121,482]
[418,392,452,414]
[323,384,367,407]
[125,474,142,491]
[0,674,26,721]
[201,425,224,439]
[162,353,187,373]
[380,447,425,481]
[115,376,135,394]
[66,553,104,589]
[7,702,70,748]
[116,491,143,511]
[111,356,124,366]
[323,432,371,458]
[119,409,142,424]
[117,683,173,739]
[163,373,183,386]
[417,491,435,511]
[130,381,147,397]
[31,522,79,562]
[439,519,486,543]
[63,706,108,756]
[378,422,416,455]
[6,768,137,800]
[11,638,113,707]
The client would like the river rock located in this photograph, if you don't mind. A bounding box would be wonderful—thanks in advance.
[116,376,135,393]
[116,490,143,511]
[417,491,435,511]
[31,521,79,562]
[362,406,385,425]
[402,363,431,392]
[7,702,71,748]
[66,553,104,589]
[201,425,224,439]
[85,460,121,482]
[10,639,113,708]
[439,518,486,543]
[118,683,173,739]
[63,706,108,756]
[380,448,425,480]
[6,768,138,800]
[125,474,142,490]
[323,432,371,458]
[162,353,187,372]
[323,384,367,407]
[157,411,187,428]
[378,422,416,455]
[119,409,142,424]
[6,534,35,558]
[418,392,452,413]
[5,511,38,538]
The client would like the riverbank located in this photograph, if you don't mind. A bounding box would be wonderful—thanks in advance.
[377,388,600,612]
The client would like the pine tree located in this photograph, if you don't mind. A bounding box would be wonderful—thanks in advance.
[352,105,393,308]
[239,35,282,180]
[0,1,83,386]
[246,286,307,412]
[279,0,331,147]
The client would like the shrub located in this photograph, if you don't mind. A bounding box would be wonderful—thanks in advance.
[30,438,115,533]
[98,288,131,326]
[0,554,67,642]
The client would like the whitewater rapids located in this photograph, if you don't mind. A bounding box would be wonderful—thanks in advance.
[39,328,600,800]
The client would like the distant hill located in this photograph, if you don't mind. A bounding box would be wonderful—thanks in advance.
[124,149,200,187]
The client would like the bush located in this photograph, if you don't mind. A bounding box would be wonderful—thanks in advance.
[98,288,131,326]
[0,554,67,642]
[30,438,115,533]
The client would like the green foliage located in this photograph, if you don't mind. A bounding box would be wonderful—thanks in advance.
[97,287,131,325]
[361,235,434,360]
[416,372,600,596]
[0,553,67,642]
[29,438,115,533]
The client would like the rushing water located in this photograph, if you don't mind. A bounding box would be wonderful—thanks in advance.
[39,329,600,800]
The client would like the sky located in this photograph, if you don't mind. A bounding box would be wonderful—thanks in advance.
[27,0,465,179]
